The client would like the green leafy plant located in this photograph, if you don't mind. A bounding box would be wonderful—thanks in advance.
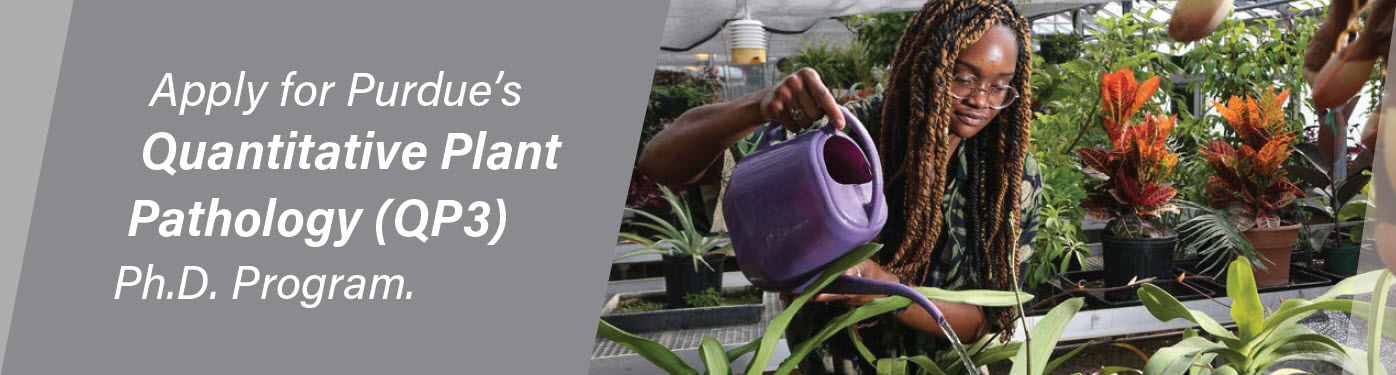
[1201,87,1303,229]
[1025,201,1091,290]
[1176,200,1260,275]
[780,40,879,92]
[1357,271,1394,375]
[1077,68,1181,238]
[682,288,723,308]
[643,71,717,148]
[730,129,766,162]
[1287,142,1373,247]
[1038,33,1085,65]
[860,298,1116,375]
[842,12,914,68]
[598,243,1038,375]
[616,185,730,270]
[1137,257,1389,374]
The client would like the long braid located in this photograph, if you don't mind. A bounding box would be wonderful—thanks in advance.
[876,0,1035,335]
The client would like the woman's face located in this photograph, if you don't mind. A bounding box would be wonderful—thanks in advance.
[949,24,1020,139]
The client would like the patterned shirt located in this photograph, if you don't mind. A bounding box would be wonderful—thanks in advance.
[784,95,1044,375]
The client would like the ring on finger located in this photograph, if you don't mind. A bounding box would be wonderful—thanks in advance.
[789,108,807,123]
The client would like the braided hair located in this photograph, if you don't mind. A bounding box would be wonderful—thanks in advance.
[875,0,1034,334]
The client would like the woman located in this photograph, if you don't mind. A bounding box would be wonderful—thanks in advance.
[638,0,1042,372]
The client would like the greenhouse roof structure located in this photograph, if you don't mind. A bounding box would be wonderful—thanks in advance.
[657,0,1326,67]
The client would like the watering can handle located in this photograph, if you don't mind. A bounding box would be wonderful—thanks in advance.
[756,123,787,151]
[754,108,885,222]
[821,274,947,325]
[836,107,886,223]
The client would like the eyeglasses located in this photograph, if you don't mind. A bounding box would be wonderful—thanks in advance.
[948,74,1018,109]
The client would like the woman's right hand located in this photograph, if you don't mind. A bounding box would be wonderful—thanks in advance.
[759,68,846,132]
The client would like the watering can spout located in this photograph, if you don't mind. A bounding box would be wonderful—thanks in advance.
[821,275,946,325]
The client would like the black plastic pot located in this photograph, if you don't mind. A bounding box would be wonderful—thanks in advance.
[662,253,727,308]
[1322,242,1362,276]
[1101,234,1177,301]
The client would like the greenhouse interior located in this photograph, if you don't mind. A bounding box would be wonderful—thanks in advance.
[596,0,1396,373]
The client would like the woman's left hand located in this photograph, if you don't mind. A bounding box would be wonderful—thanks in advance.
[807,260,901,305]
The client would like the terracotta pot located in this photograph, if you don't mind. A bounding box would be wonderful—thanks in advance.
[1243,223,1301,287]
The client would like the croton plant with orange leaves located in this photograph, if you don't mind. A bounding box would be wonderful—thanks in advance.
[1077,68,1180,238]
[1200,87,1303,229]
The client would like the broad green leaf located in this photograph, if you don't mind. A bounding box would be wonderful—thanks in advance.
[1138,284,1238,341]
[1367,272,1392,375]
[700,337,731,375]
[912,287,1034,307]
[848,327,877,365]
[1268,369,1312,375]
[1252,324,1344,362]
[745,243,882,375]
[1347,300,1396,341]
[1144,337,1246,375]
[1253,341,1350,373]
[902,356,948,375]
[776,297,905,375]
[952,343,1021,374]
[1010,297,1084,375]
[724,339,759,361]
[776,286,1032,374]
[876,358,907,375]
[1264,299,1353,332]
[1337,200,1370,221]
[597,320,700,375]
[1228,258,1264,341]
[1190,353,1217,375]
[1096,366,1142,374]
[1314,270,1387,302]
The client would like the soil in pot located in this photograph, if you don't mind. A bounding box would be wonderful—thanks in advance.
[1244,223,1300,287]
[1322,242,1361,275]
[662,253,727,308]
[1101,234,1177,301]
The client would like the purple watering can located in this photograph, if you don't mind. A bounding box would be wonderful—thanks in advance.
[722,107,949,326]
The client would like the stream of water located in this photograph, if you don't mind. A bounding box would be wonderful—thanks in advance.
[938,319,979,375]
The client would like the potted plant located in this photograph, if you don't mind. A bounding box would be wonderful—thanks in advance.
[1176,200,1258,277]
[1137,257,1383,374]
[1200,87,1305,287]
[617,185,732,308]
[1077,68,1181,300]
[1024,200,1091,297]
[598,242,1093,375]
[1286,142,1373,275]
